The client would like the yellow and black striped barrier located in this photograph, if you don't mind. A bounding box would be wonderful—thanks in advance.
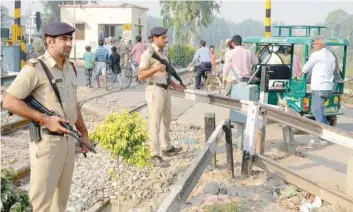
[11,0,26,68]
[21,40,26,68]
[265,0,271,38]
[13,0,21,42]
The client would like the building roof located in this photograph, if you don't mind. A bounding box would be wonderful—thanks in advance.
[59,3,149,11]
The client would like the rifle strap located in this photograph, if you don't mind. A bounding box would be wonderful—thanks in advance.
[38,59,64,109]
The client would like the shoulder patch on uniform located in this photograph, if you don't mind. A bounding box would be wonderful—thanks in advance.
[68,61,78,77]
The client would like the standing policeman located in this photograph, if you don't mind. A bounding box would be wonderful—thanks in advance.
[138,27,185,167]
[3,22,92,211]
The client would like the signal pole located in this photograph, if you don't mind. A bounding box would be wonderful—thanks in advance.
[265,0,271,37]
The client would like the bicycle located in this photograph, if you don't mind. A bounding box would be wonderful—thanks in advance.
[121,60,147,89]
[184,65,223,94]
[342,77,353,109]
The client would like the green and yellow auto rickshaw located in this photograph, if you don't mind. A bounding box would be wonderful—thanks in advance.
[240,25,350,126]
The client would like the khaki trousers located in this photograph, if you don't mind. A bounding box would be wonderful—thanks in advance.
[29,134,75,212]
[145,85,172,156]
[120,53,127,68]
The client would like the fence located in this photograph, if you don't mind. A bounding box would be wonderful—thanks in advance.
[157,89,353,211]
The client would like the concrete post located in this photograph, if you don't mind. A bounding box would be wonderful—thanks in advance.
[205,112,216,167]
[223,119,235,178]
[241,102,260,177]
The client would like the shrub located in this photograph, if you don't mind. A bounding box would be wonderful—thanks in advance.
[90,110,150,167]
[1,168,32,212]
[89,110,151,211]
[168,44,196,67]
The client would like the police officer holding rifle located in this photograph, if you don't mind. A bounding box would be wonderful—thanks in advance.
[138,27,185,167]
[3,21,94,211]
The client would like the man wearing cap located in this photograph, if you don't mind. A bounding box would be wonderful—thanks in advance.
[3,21,92,211]
[138,27,185,167]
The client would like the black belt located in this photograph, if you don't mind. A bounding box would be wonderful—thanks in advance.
[148,82,168,90]
[42,128,64,136]
[239,77,250,82]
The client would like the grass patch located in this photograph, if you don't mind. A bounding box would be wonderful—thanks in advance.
[204,202,239,212]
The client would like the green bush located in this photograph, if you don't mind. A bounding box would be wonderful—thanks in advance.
[90,110,150,167]
[168,44,196,67]
[1,168,32,212]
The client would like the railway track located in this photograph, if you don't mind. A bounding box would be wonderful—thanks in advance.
[1,88,129,135]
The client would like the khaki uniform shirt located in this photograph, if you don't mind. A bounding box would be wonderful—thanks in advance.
[139,43,168,85]
[127,43,133,52]
[118,42,128,54]
[6,51,78,125]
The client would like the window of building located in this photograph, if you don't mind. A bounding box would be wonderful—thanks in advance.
[75,24,85,40]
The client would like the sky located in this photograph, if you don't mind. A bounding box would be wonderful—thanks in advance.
[1,0,353,25]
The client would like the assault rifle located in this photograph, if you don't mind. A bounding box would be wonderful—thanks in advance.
[147,47,186,89]
[23,96,97,157]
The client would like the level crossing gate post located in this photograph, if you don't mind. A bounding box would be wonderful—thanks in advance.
[205,112,216,167]
[257,66,269,154]
[223,119,235,178]
[241,102,260,177]
[282,126,296,153]
[256,113,267,154]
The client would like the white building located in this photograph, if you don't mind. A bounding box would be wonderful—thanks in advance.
[60,3,148,59]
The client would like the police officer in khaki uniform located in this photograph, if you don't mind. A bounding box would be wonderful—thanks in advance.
[138,27,185,167]
[3,22,92,212]
[118,38,128,68]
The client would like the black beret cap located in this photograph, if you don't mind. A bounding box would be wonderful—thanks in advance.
[150,27,168,37]
[43,21,75,37]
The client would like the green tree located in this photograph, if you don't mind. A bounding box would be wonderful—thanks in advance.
[323,9,349,37]
[197,17,264,49]
[147,15,174,43]
[160,0,221,45]
[325,9,348,25]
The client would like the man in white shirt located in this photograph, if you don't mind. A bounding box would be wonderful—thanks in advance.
[301,36,335,145]
[189,40,212,89]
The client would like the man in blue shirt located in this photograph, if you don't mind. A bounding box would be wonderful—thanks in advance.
[94,39,109,90]
[190,40,212,89]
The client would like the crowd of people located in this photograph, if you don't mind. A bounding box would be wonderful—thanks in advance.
[82,30,150,90]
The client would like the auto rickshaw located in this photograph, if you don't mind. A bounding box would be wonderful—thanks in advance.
[237,25,350,126]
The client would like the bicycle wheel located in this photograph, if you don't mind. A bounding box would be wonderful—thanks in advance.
[342,78,353,109]
[204,74,222,94]
[184,72,196,87]
[123,67,133,89]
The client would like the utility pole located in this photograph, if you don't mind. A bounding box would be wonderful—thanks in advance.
[73,0,76,62]
[265,0,271,37]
